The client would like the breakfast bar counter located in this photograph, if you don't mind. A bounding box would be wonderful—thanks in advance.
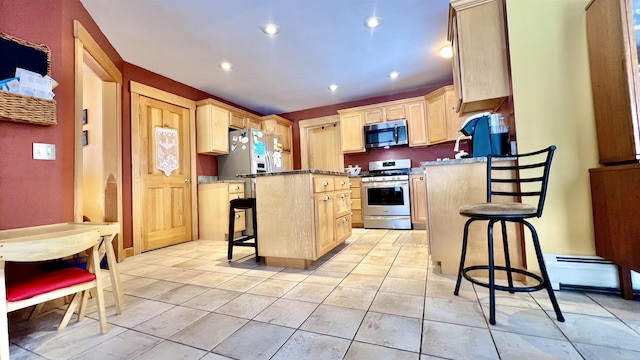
[239,171,352,269]
[420,159,523,277]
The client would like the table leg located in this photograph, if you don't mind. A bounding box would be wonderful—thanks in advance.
[102,234,123,314]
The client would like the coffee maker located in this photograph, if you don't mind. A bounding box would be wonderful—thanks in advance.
[459,112,509,157]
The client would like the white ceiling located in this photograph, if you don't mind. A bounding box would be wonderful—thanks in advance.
[80,0,453,115]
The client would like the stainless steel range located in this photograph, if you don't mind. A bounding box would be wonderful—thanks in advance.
[362,159,412,229]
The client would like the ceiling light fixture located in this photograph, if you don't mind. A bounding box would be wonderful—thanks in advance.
[439,45,453,59]
[388,71,399,79]
[365,16,381,29]
[262,23,280,35]
[329,84,338,92]
[219,61,232,71]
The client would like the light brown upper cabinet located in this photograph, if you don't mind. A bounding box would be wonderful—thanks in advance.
[339,111,365,153]
[406,100,428,147]
[448,0,510,114]
[230,110,262,130]
[363,104,407,124]
[196,99,229,155]
[585,0,640,164]
[339,96,426,152]
[424,86,480,145]
[262,114,294,170]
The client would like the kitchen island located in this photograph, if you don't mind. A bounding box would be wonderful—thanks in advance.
[238,170,352,269]
[421,158,523,278]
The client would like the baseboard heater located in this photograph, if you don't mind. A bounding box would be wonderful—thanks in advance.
[544,254,640,293]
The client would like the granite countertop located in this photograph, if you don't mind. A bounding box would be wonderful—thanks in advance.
[420,156,516,168]
[237,169,348,178]
[198,179,245,184]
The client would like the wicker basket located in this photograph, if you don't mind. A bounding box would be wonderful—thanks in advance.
[0,33,56,126]
[0,91,56,125]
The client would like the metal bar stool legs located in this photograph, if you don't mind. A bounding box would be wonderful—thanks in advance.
[523,220,564,322]
[455,218,565,325]
[227,198,259,262]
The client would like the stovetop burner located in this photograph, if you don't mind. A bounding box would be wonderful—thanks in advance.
[365,159,411,177]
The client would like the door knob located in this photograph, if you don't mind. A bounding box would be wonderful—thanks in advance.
[184,179,191,184]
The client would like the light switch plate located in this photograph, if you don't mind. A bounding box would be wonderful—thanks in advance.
[33,143,56,160]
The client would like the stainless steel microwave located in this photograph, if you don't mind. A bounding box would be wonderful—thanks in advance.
[364,119,409,149]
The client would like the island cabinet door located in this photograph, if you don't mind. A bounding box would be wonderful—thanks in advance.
[315,193,336,258]
[334,191,351,217]
[335,215,352,244]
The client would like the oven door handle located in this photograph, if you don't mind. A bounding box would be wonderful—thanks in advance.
[363,181,408,188]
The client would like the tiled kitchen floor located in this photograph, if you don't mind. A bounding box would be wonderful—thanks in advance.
[8,229,640,359]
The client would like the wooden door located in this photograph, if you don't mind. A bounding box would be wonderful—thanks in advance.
[137,95,192,251]
[308,124,342,171]
[315,193,335,257]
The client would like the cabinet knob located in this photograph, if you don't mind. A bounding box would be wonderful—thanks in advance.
[340,181,345,185]
[235,185,240,190]
[420,176,424,180]
[343,217,347,223]
[235,214,240,219]
[323,181,328,186]
[341,193,346,198]
[324,195,329,201]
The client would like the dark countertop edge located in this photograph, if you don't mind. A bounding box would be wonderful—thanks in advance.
[420,157,516,167]
[197,180,246,184]
[237,169,349,178]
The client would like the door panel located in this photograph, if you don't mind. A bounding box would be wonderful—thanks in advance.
[139,95,192,251]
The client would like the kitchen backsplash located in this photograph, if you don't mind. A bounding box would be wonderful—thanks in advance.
[343,141,468,171]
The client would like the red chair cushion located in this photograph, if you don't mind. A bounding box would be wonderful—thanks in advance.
[6,267,96,302]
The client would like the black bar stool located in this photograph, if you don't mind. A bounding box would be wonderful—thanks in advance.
[227,198,259,262]
[454,146,564,325]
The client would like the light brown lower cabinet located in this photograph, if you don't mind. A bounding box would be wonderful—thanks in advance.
[409,173,427,229]
[198,182,245,241]
[256,173,351,269]
[349,177,363,227]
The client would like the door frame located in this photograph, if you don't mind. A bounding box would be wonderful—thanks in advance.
[73,20,124,260]
[130,81,198,255]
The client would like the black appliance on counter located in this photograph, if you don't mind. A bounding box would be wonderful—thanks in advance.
[460,113,509,157]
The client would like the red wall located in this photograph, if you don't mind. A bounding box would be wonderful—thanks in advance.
[1,1,79,229]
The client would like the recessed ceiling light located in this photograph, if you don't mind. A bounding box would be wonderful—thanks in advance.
[365,16,381,29]
[439,45,453,59]
[388,71,399,79]
[262,23,280,35]
[219,61,232,71]
[329,84,338,92]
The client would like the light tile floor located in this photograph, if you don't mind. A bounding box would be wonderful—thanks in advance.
[8,229,640,359]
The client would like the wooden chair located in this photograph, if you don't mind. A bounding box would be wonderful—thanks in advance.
[0,229,108,359]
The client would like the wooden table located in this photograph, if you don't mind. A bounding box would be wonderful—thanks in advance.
[0,222,124,314]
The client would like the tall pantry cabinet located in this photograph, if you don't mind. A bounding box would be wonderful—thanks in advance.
[585,0,640,299]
